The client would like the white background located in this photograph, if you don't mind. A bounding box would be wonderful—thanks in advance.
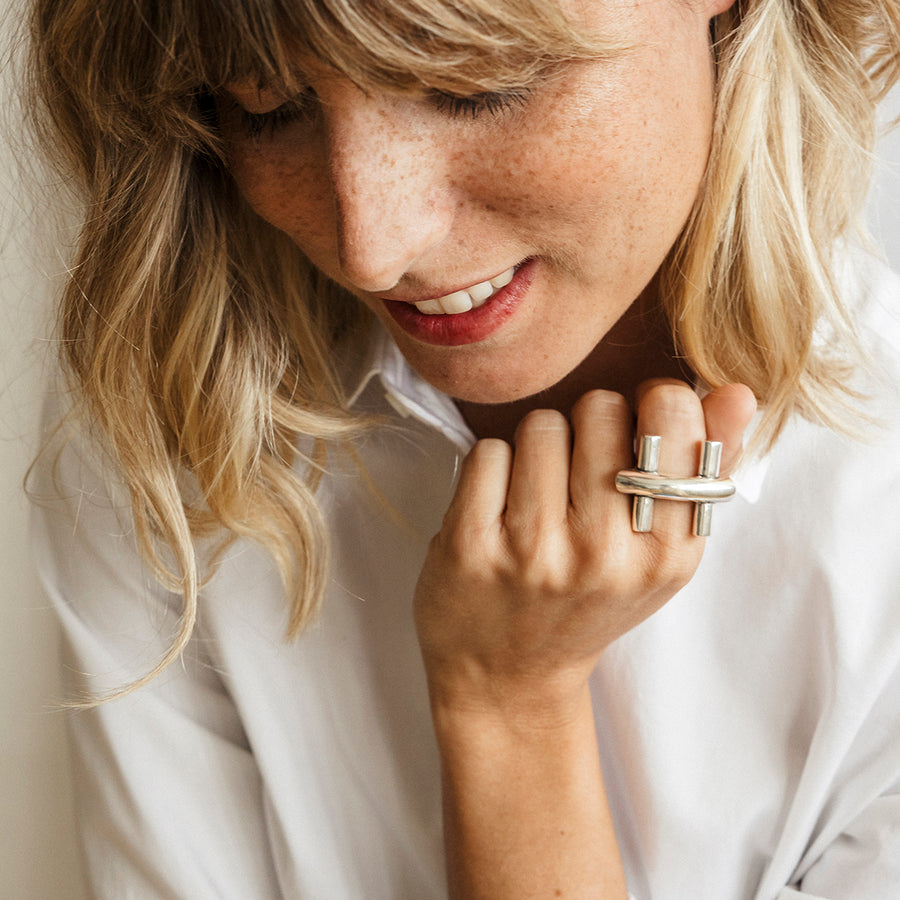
[2,0,900,894]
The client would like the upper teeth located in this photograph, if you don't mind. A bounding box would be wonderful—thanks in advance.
[413,266,515,315]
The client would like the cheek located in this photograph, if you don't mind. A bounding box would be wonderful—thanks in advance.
[227,143,335,246]
[508,46,714,262]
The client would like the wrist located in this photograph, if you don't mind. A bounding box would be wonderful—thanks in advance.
[427,673,597,751]
[430,681,628,900]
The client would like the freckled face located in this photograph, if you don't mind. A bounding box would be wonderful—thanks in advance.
[220,0,725,403]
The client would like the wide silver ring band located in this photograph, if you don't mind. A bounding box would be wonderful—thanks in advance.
[615,436,734,536]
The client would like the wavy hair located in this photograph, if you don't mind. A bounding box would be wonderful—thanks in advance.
[26,0,900,699]
[668,0,900,443]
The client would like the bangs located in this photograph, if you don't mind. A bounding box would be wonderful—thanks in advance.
[191,0,613,95]
[35,0,623,154]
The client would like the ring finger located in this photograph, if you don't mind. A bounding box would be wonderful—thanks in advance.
[633,379,707,541]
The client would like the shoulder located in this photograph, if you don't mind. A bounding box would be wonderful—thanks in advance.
[29,385,198,693]
[838,248,900,388]
[29,385,139,572]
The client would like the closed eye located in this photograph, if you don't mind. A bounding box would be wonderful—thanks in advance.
[225,83,532,137]
[430,88,533,119]
[234,88,319,138]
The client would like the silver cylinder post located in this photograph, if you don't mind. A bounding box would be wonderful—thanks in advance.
[693,440,723,536]
[633,435,661,533]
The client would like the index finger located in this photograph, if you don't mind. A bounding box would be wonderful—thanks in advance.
[442,438,512,534]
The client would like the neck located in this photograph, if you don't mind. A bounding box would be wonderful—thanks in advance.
[456,287,688,443]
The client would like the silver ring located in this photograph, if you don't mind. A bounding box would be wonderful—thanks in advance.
[615,436,734,536]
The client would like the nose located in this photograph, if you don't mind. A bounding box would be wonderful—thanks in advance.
[321,83,455,292]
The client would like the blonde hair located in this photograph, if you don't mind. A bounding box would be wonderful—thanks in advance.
[669,0,900,444]
[27,0,900,699]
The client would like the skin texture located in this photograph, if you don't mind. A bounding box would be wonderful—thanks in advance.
[220,0,753,895]
[224,1,720,413]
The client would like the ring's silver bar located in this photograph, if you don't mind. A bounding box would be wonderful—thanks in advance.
[614,471,735,501]
[616,439,734,536]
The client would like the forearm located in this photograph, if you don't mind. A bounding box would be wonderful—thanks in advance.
[432,685,629,900]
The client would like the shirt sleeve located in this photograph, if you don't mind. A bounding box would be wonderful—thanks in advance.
[768,647,900,900]
[30,417,283,900]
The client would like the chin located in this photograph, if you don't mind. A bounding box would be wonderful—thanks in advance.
[447,386,529,405]
[398,339,589,408]
[439,370,572,407]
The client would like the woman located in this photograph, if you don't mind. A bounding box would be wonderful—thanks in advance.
[28,0,900,897]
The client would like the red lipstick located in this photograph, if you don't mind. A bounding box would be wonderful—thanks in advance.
[381,259,537,346]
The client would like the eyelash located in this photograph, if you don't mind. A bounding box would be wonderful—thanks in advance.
[239,96,316,139]
[238,87,532,138]
[430,88,533,119]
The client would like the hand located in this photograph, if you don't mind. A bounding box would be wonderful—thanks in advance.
[414,380,756,724]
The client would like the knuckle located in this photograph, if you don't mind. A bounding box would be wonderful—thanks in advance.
[514,407,569,441]
[435,510,493,566]
[505,490,568,538]
[439,524,468,560]
[503,516,544,556]
[503,525,567,584]
[442,519,492,564]
[461,437,511,481]
[568,520,631,588]
[468,436,511,464]
[571,390,630,428]
[648,382,703,422]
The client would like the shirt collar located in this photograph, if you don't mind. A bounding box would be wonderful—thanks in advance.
[343,322,767,502]
[344,323,476,451]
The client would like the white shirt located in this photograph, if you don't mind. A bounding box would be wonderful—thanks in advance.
[32,254,900,899]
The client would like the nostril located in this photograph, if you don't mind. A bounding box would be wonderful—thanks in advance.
[333,189,455,293]
[335,228,404,293]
